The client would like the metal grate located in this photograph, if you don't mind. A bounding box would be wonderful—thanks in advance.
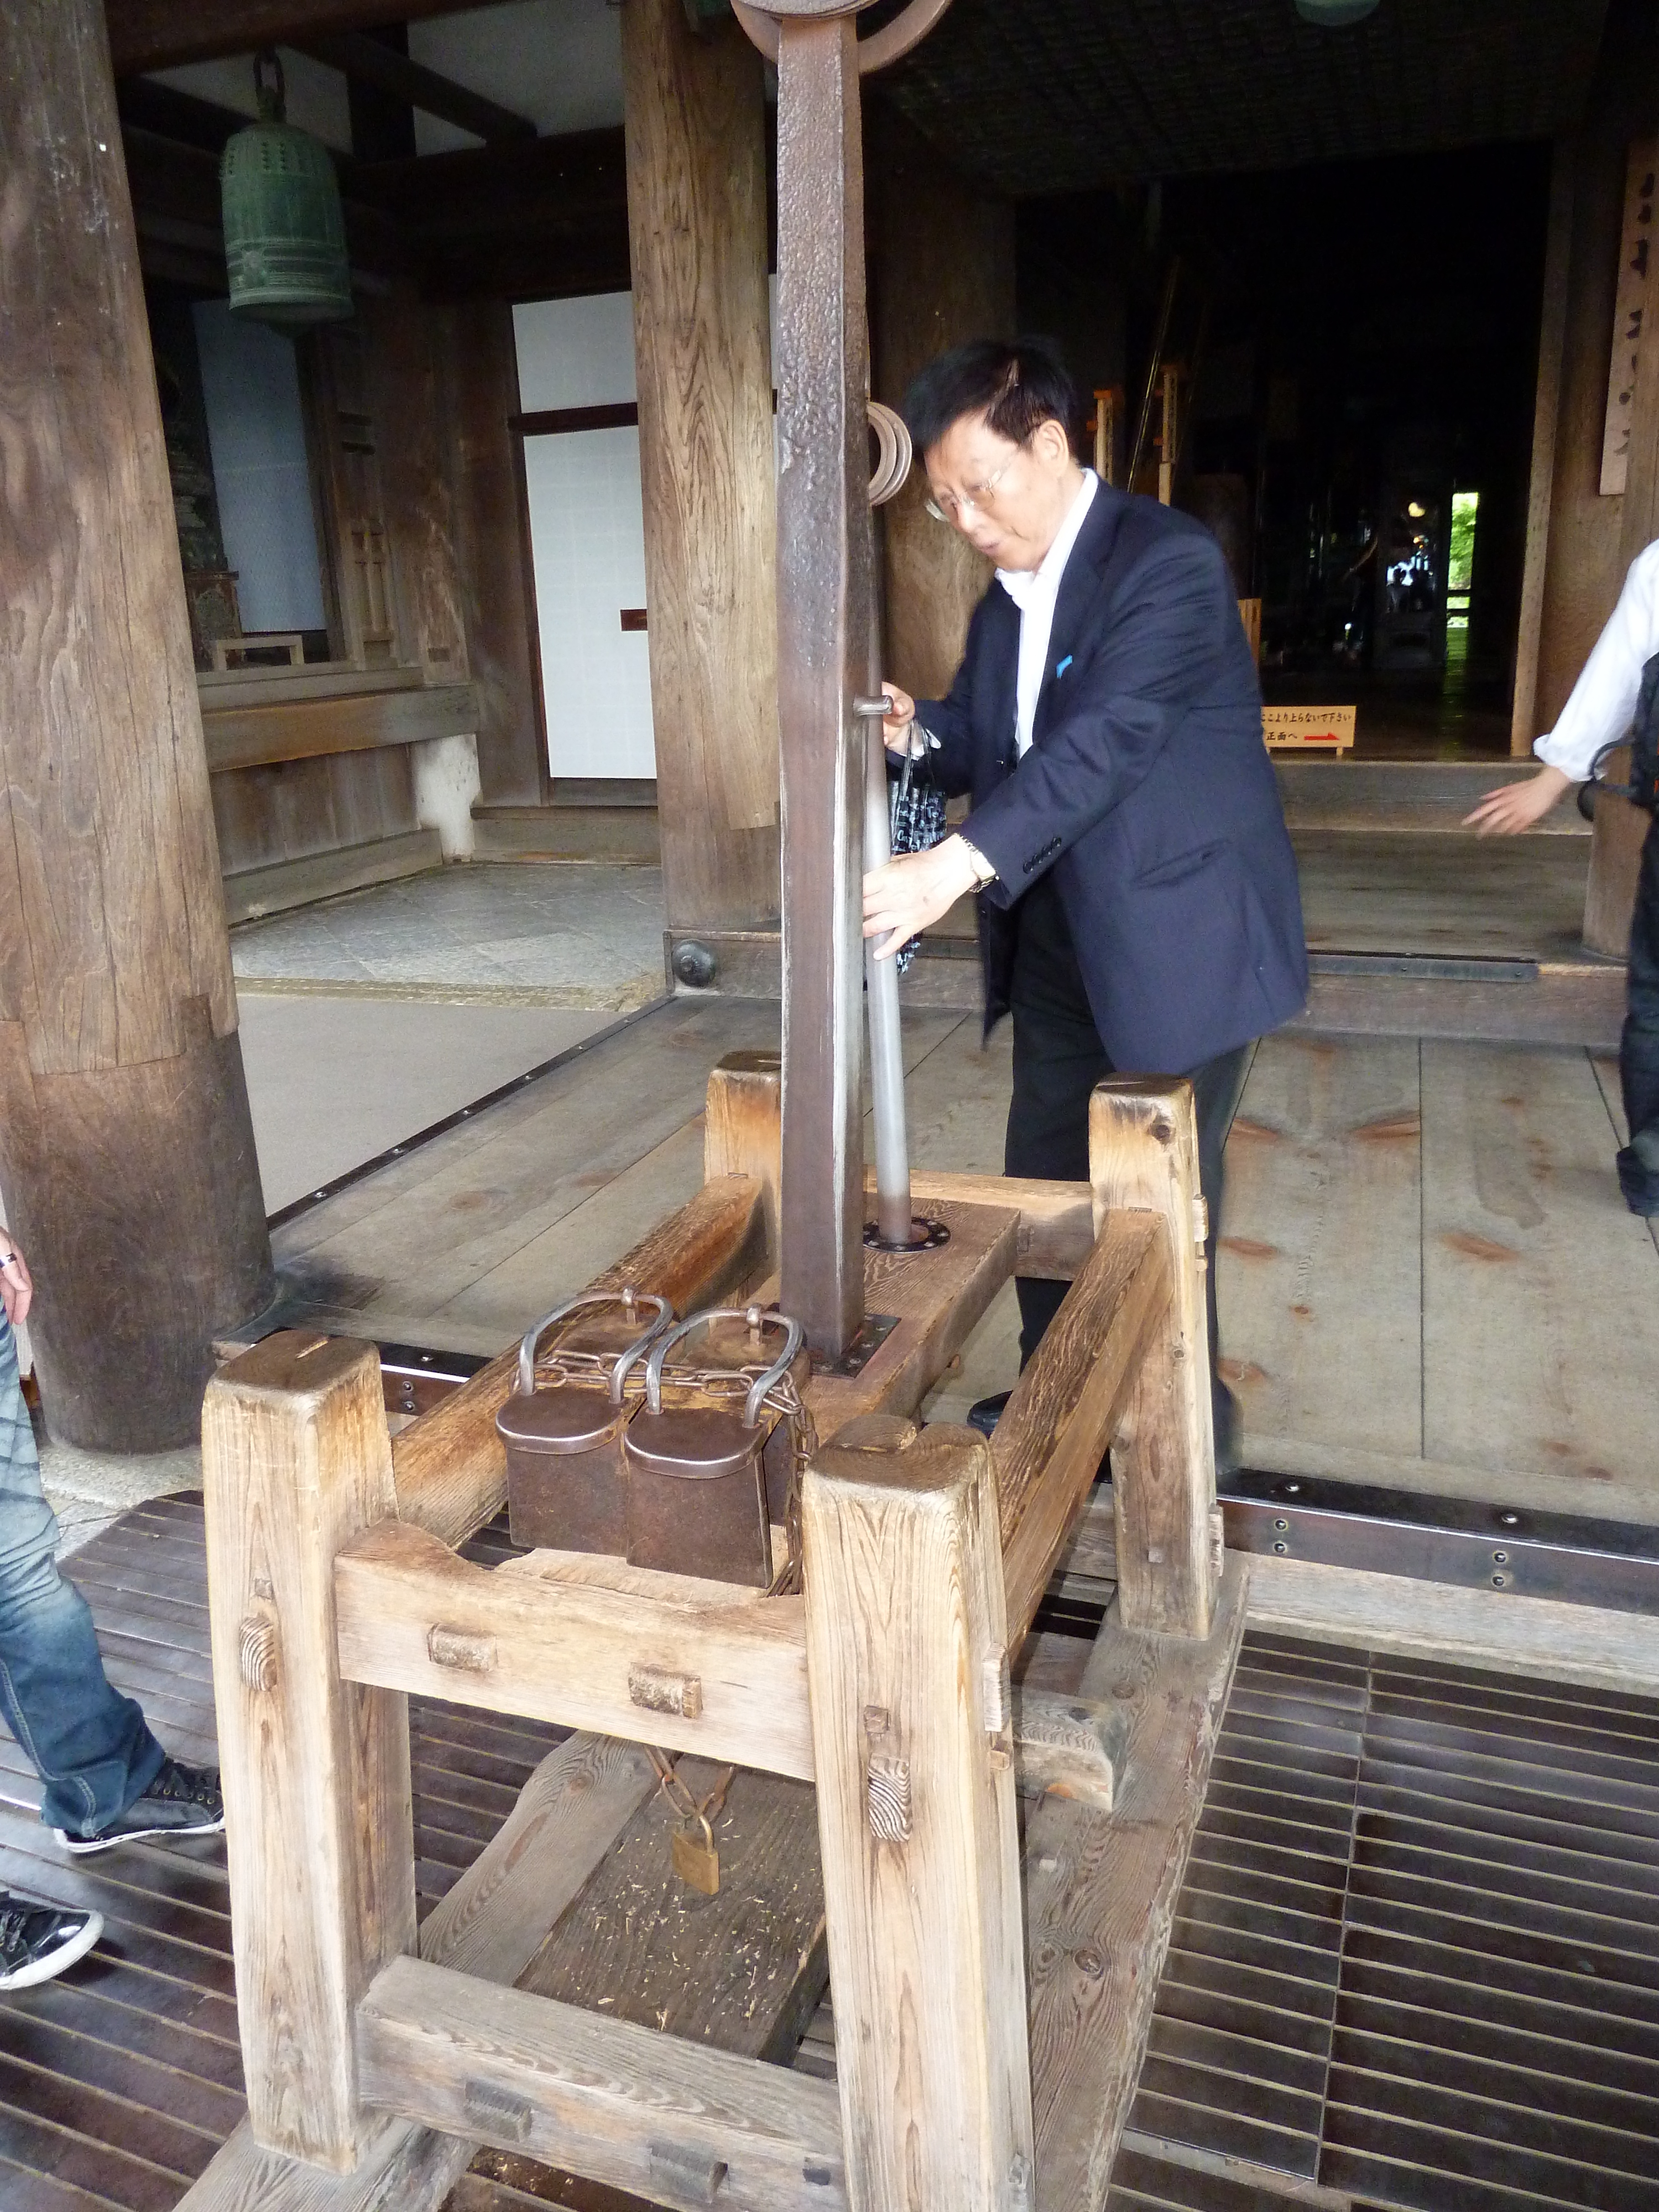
[1114,1631,1659,2212]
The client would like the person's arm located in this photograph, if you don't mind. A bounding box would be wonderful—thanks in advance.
[0,1235,34,1328]
[962,530,1235,901]
[1466,542,1659,835]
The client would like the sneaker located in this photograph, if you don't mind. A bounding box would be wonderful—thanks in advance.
[0,1897,103,1989]
[56,1759,224,1855]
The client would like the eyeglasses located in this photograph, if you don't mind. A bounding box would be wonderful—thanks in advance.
[924,455,1017,525]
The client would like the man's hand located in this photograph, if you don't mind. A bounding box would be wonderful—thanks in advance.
[877,682,917,755]
[863,836,983,959]
[0,1234,34,1328]
[1463,765,1571,836]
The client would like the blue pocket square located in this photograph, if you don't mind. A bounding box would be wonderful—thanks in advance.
[1056,655,1073,678]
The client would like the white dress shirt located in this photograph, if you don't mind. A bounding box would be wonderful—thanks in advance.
[997,468,1099,757]
[1536,539,1659,780]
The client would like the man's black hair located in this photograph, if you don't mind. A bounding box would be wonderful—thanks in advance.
[900,337,1086,462]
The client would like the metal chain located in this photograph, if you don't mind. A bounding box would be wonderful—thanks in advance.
[647,1746,735,1834]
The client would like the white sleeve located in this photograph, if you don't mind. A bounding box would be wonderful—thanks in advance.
[1535,541,1659,780]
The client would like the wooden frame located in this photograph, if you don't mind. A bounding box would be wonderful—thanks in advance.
[188,1060,1236,2212]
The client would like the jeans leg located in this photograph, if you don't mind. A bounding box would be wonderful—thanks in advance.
[0,1318,164,1833]
[1619,812,1659,1215]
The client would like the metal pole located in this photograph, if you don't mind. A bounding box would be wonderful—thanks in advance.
[862,721,913,1246]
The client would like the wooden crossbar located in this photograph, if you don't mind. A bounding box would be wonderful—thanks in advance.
[357,1955,847,2212]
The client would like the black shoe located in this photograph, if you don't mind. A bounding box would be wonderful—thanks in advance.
[0,1897,103,1989]
[56,1759,225,1855]
[967,1392,1011,1439]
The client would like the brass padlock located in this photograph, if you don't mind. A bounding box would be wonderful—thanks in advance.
[495,1288,672,1552]
[624,1308,805,1587]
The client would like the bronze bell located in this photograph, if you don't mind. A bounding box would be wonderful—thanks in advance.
[624,1308,805,1587]
[496,1288,672,1552]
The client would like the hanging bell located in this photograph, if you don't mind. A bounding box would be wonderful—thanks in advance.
[222,51,353,327]
[495,1288,673,1552]
[624,1309,805,1588]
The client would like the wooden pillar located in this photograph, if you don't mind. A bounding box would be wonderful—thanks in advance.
[435,299,546,811]
[1510,145,1574,759]
[203,1333,416,2171]
[802,1423,1034,2210]
[771,15,873,1356]
[868,107,1016,702]
[1091,1080,1218,1640]
[0,0,272,1450]
[621,0,780,936]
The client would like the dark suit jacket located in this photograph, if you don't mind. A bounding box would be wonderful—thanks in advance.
[916,482,1308,1073]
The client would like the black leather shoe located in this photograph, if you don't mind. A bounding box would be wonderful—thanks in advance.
[966,1392,1011,1439]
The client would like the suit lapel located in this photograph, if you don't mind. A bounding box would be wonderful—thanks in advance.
[1031,484,1125,745]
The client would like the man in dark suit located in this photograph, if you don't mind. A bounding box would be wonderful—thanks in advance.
[863,338,1307,1463]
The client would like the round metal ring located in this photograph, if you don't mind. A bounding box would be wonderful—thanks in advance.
[732,0,954,76]
[862,1215,952,1254]
[867,400,912,506]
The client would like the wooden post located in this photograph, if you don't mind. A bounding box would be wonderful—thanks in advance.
[1511,145,1575,758]
[1090,1080,1217,1639]
[622,0,781,938]
[705,1050,783,1258]
[868,108,1015,703]
[802,1424,1034,2210]
[0,0,273,1449]
[202,1332,416,2172]
[773,14,873,1358]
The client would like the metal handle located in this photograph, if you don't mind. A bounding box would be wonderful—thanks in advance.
[514,1286,674,1403]
[643,1304,806,1427]
[853,695,896,718]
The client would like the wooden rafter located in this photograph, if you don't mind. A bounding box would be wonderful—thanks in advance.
[295,27,537,145]
[106,0,511,79]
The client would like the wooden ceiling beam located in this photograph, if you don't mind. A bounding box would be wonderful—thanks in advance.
[295,28,536,145]
[106,0,512,79]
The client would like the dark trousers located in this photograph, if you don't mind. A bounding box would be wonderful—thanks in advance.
[1004,876,1251,1456]
[1619,808,1659,1215]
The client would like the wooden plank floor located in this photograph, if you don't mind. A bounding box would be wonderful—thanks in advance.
[0,1494,564,2212]
[1221,1032,1659,1520]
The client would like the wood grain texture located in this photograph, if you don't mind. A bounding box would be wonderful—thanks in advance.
[704,1051,782,1260]
[522,1755,827,2066]
[1511,144,1575,757]
[1089,1083,1217,1639]
[803,1424,1032,2211]
[804,1194,1020,1436]
[1011,1687,1126,1813]
[897,1168,1094,1279]
[390,1175,767,1548]
[774,13,874,1355]
[0,0,272,1444]
[1023,1557,1249,2212]
[1584,762,1648,955]
[174,1733,657,2212]
[995,1213,1170,1645]
[203,685,481,774]
[867,103,1014,703]
[202,1333,417,2168]
[358,1958,846,2212]
[623,0,780,927]
[336,1521,815,1778]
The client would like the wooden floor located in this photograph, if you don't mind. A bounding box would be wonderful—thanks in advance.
[271,996,1659,1522]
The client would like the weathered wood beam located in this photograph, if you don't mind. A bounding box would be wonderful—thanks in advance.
[1010,1686,1127,1813]
[774,13,874,1357]
[1090,1081,1219,1639]
[173,1733,659,2212]
[107,0,510,77]
[335,1523,816,1780]
[202,682,481,774]
[357,1956,848,2212]
[804,1421,1034,2210]
[204,1333,416,2170]
[621,0,781,948]
[0,0,273,1449]
[297,28,536,144]
[1024,1558,1249,2210]
[994,1213,1172,1646]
